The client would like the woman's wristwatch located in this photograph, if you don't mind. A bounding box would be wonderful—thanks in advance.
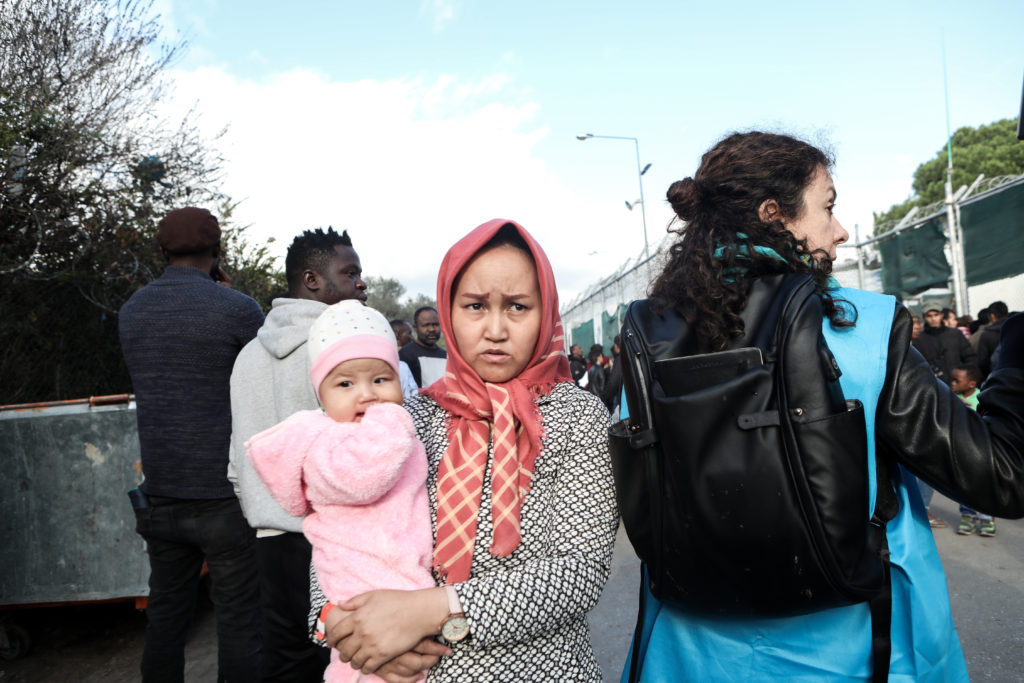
[439,585,469,643]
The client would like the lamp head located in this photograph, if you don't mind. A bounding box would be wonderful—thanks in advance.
[576,133,593,140]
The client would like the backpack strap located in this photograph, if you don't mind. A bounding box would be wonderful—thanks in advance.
[869,450,899,682]
[869,532,892,683]
[625,563,648,683]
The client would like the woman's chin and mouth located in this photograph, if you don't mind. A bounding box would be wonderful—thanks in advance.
[470,353,522,383]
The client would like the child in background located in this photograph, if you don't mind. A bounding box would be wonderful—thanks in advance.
[247,300,434,683]
[951,364,996,537]
[951,364,981,409]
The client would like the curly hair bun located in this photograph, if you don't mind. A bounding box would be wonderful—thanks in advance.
[667,177,700,222]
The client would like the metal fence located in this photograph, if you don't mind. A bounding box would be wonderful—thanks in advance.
[840,173,1024,315]
[561,235,671,352]
[562,186,1024,349]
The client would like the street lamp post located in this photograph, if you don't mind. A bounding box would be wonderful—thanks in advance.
[576,133,650,259]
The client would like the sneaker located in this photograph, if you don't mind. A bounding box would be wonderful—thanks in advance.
[956,515,977,535]
[979,519,997,537]
[928,513,948,529]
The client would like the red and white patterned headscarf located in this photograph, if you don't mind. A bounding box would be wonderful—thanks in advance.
[424,219,571,584]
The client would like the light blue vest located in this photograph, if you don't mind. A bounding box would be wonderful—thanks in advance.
[621,288,969,682]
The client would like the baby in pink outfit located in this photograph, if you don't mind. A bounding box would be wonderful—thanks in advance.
[247,300,434,683]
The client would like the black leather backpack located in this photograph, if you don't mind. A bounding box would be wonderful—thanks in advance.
[610,273,898,681]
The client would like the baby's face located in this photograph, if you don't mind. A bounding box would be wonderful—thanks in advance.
[319,358,403,422]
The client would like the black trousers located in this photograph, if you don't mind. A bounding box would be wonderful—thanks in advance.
[257,532,330,682]
[135,497,262,683]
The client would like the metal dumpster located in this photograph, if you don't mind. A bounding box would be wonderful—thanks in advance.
[0,395,149,610]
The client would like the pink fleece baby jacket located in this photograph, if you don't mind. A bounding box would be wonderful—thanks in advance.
[247,401,434,683]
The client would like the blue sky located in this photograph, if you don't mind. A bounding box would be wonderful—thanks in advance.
[154,0,1024,301]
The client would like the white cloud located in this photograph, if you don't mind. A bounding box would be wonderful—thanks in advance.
[420,0,455,33]
[161,66,641,302]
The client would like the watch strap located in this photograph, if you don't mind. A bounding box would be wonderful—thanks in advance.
[445,584,462,615]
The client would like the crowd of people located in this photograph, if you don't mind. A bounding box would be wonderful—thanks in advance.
[567,340,623,418]
[118,130,1024,682]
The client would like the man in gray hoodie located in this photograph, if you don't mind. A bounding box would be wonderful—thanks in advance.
[228,227,366,682]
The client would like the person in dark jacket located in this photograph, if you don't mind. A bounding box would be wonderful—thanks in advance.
[586,346,607,401]
[969,307,992,348]
[119,207,265,682]
[568,344,588,386]
[601,336,623,415]
[911,314,944,381]
[978,300,1010,377]
[922,307,976,384]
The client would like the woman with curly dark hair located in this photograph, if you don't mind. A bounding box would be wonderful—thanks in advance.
[620,131,1024,681]
[651,131,852,350]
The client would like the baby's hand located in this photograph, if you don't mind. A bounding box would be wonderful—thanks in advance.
[362,402,416,436]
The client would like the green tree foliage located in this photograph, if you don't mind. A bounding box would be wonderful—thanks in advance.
[364,275,436,324]
[364,276,407,319]
[873,118,1024,233]
[0,0,282,403]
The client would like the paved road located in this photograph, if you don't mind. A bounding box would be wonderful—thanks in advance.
[2,492,1021,682]
[927,493,1024,682]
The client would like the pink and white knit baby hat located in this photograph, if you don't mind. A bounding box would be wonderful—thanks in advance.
[307,300,399,399]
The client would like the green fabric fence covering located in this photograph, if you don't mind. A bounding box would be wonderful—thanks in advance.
[878,180,1024,298]
[602,304,628,351]
[878,219,950,297]
[571,319,594,352]
[961,181,1024,286]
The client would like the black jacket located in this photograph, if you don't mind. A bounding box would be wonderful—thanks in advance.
[911,333,944,381]
[587,363,607,401]
[921,325,975,385]
[601,353,623,412]
[977,317,1006,378]
[880,307,1024,517]
[569,355,588,385]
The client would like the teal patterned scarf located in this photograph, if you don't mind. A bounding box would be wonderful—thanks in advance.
[712,233,838,288]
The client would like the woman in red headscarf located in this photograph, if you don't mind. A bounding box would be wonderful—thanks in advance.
[314,219,619,682]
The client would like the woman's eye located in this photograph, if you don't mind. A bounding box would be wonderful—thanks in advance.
[511,303,528,312]
[466,303,483,311]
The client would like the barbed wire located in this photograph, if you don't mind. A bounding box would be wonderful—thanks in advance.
[967,174,1024,197]
[871,172,1024,241]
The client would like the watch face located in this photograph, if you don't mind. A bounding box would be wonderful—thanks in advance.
[441,615,469,642]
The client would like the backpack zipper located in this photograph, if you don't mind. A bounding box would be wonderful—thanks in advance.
[623,326,655,438]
